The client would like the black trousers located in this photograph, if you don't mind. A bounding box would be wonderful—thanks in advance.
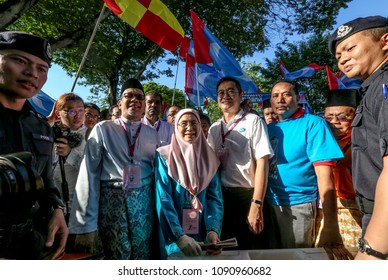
[221,187,269,250]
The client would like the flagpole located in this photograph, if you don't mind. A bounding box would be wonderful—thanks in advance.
[195,63,200,110]
[171,56,180,105]
[71,5,106,92]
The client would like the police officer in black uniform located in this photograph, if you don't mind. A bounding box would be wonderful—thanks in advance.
[329,16,388,259]
[0,31,68,259]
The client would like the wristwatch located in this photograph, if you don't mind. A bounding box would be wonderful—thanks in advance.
[358,238,388,260]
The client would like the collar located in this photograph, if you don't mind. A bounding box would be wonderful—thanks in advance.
[142,116,160,128]
[360,62,388,95]
[289,108,305,120]
[221,109,245,124]
[120,115,141,125]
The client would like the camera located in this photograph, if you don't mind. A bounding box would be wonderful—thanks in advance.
[0,152,43,211]
[53,122,83,148]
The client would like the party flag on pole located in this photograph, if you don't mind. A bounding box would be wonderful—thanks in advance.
[280,60,324,80]
[186,10,258,106]
[104,0,185,52]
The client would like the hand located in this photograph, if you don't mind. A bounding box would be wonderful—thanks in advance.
[176,235,202,256]
[47,101,60,126]
[247,203,264,234]
[55,137,71,157]
[45,208,69,260]
[322,243,354,260]
[206,231,222,255]
[74,232,97,253]
[318,226,353,260]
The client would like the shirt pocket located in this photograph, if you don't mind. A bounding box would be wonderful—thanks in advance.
[351,106,367,151]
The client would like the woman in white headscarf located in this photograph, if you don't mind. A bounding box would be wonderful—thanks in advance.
[155,109,223,258]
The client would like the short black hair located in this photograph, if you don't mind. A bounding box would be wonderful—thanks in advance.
[100,108,110,119]
[263,99,272,109]
[145,91,163,103]
[199,112,211,126]
[109,104,118,114]
[271,79,299,95]
[84,102,100,114]
[216,76,242,93]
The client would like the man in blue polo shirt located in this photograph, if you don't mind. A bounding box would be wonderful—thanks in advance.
[266,80,352,259]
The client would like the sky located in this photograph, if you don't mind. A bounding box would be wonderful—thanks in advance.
[41,0,387,102]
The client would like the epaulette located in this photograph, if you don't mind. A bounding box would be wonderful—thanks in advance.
[29,109,48,121]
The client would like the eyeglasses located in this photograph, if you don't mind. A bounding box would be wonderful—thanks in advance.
[177,120,198,128]
[122,93,145,100]
[217,88,237,98]
[323,114,352,123]
[85,113,99,121]
[61,108,85,117]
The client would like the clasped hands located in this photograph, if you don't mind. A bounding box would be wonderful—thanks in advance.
[177,231,221,256]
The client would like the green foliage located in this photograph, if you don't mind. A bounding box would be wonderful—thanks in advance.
[1,0,352,109]
[204,99,223,123]
[143,81,187,110]
[248,33,341,114]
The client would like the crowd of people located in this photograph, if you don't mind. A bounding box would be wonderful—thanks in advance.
[0,15,387,261]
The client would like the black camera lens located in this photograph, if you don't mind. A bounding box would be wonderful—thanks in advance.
[0,152,43,211]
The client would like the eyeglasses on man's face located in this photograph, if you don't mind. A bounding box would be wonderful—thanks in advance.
[61,108,85,117]
[85,113,99,121]
[177,120,199,129]
[217,88,238,98]
[122,93,145,100]
[323,114,352,123]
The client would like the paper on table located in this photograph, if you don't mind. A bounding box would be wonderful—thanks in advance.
[198,237,238,250]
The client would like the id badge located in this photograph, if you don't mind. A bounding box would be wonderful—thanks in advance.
[216,146,229,170]
[123,160,141,189]
[182,209,199,235]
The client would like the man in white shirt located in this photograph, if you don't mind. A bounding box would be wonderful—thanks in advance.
[142,91,173,146]
[207,76,273,250]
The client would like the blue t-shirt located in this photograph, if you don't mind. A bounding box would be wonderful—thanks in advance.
[266,111,343,206]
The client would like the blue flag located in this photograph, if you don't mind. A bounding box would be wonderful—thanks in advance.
[29,90,55,117]
[280,61,324,81]
[187,10,258,106]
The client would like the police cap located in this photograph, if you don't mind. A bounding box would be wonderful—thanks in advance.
[0,31,52,66]
[329,16,388,56]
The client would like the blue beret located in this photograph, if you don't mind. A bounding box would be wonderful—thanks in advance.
[329,16,388,55]
[0,31,52,66]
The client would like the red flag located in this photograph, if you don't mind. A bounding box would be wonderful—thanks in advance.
[184,53,195,94]
[325,65,345,90]
[104,0,185,52]
[190,10,212,64]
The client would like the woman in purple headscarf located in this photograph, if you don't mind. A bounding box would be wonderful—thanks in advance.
[155,109,224,259]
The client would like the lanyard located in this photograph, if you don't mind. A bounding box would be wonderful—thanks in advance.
[220,113,246,145]
[119,118,142,158]
[155,120,161,132]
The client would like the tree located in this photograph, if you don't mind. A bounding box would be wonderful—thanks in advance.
[251,33,340,113]
[1,0,352,106]
[143,81,188,111]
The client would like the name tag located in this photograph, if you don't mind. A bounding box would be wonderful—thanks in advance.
[123,161,141,189]
[182,209,199,235]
